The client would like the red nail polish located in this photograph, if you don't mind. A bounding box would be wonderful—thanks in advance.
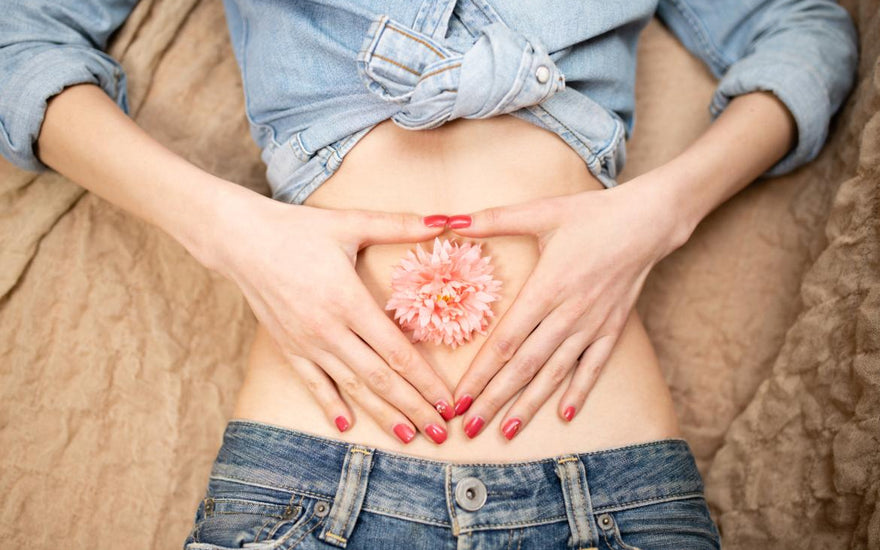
[464,416,485,438]
[454,395,473,416]
[447,215,472,229]
[435,400,455,421]
[393,423,415,443]
[502,418,522,440]
[424,424,448,444]
[563,406,576,422]
[334,415,350,432]
[423,214,449,228]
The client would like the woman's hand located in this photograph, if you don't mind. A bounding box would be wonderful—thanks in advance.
[446,176,693,439]
[200,190,457,445]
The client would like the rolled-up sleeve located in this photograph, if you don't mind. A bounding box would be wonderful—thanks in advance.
[0,0,138,172]
[657,0,859,176]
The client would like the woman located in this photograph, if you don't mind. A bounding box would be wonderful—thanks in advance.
[0,0,857,548]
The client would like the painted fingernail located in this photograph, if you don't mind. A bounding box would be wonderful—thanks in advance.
[447,215,472,229]
[501,417,522,440]
[334,415,350,432]
[454,395,473,416]
[563,406,576,422]
[393,423,415,443]
[435,400,455,421]
[424,423,448,444]
[423,214,449,228]
[464,416,485,438]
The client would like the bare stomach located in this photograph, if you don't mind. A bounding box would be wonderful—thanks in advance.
[233,115,681,462]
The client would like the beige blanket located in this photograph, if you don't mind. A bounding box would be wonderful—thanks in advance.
[1,1,877,547]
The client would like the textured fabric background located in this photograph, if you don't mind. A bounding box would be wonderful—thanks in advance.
[0,1,877,547]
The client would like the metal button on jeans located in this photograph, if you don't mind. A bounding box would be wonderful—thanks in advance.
[315,501,330,517]
[535,65,550,83]
[455,477,487,511]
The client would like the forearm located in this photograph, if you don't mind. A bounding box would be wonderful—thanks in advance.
[635,91,797,247]
[35,83,262,267]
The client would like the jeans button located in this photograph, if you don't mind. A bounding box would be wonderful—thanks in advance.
[535,65,550,84]
[314,501,330,517]
[454,477,487,511]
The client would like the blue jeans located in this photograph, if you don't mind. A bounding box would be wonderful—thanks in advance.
[184,420,721,549]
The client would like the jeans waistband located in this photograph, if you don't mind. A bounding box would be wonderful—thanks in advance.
[210,420,705,547]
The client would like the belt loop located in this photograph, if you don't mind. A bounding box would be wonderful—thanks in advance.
[555,454,600,549]
[318,445,375,548]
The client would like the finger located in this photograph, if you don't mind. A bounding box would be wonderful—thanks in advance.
[338,209,447,249]
[557,332,619,422]
[325,328,450,445]
[282,350,355,433]
[347,290,457,421]
[309,347,426,445]
[446,197,558,238]
[452,271,557,416]
[458,308,574,438]
[496,332,588,440]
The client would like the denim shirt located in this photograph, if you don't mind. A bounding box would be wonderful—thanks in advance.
[0,0,858,205]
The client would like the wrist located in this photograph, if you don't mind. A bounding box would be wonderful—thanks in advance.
[617,169,698,259]
[163,171,273,274]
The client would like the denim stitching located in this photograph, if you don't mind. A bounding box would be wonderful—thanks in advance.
[282,512,326,549]
[608,513,641,550]
[592,492,706,513]
[371,53,420,76]
[418,63,461,82]
[210,474,336,502]
[362,505,452,527]
[458,515,570,530]
[527,104,595,163]
[336,447,370,541]
[325,532,347,543]
[385,24,447,58]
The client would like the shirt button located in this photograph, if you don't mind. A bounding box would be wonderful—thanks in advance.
[535,65,550,84]
[454,477,487,511]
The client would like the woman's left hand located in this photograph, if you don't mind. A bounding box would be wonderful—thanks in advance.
[447,176,692,439]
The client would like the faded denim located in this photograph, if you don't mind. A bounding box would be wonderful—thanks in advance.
[0,0,858,203]
[184,420,721,549]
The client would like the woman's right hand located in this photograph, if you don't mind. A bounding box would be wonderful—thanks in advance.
[199,187,456,445]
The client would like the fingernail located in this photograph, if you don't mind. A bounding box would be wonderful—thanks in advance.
[501,417,522,440]
[447,215,472,229]
[393,423,415,443]
[435,400,455,421]
[424,423,448,444]
[563,406,576,422]
[464,416,485,438]
[334,415,350,432]
[423,214,449,228]
[454,395,473,416]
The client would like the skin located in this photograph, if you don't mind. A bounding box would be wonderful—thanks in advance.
[448,91,797,439]
[36,84,794,451]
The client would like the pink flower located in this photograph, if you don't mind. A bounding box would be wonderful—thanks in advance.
[385,237,502,348]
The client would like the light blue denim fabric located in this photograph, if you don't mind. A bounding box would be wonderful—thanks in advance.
[184,420,722,549]
[0,0,858,204]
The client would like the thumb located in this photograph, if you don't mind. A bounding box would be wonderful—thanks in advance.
[447,198,557,238]
[341,209,446,248]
